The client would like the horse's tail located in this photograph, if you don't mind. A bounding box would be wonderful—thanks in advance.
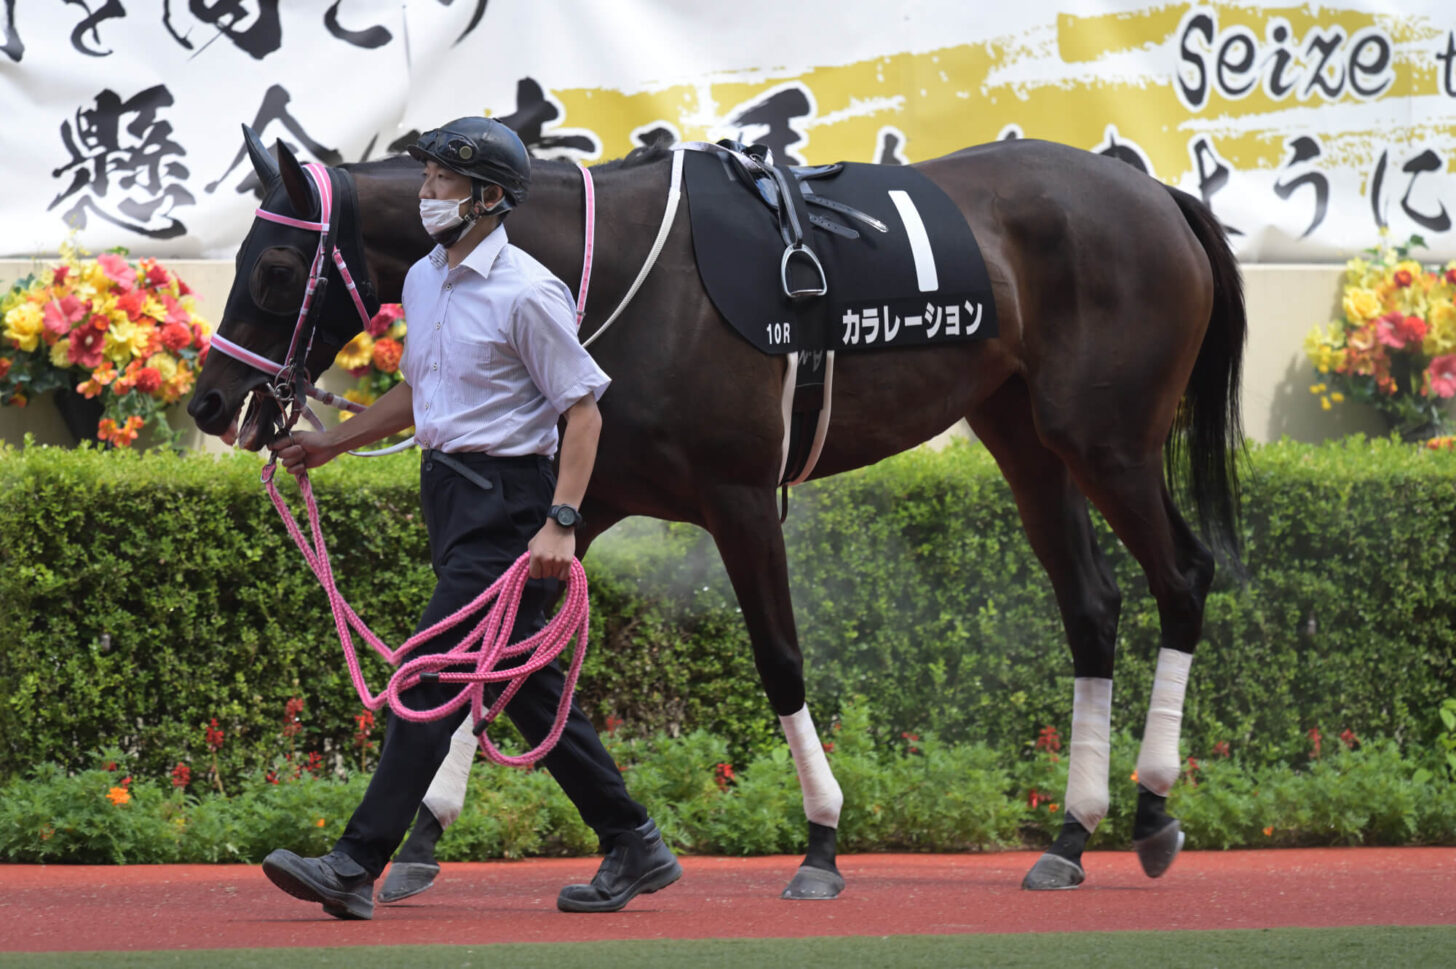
[1163,185,1247,571]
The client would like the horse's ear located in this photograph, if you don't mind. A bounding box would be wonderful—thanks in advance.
[242,125,278,187]
[275,139,316,217]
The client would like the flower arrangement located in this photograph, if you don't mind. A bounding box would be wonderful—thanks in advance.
[331,304,406,411]
[0,241,211,447]
[1304,232,1456,440]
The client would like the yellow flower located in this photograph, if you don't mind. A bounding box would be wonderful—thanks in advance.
[1309,383,1326,395]
[1321,396,1332,410]
[334,332,374,370]
[147,352,178,382]
[1330,392,1344,403]
[1425,301,1456,355]
[142,296,167,322]
[1342,287,1383,324]
[50,338,71,368]
[3,302,45,352]
[106,786,130,806]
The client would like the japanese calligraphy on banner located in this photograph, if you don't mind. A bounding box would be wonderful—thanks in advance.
[1,1,1454,262]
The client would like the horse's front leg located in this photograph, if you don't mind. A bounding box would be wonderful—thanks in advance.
[704,484,845,900]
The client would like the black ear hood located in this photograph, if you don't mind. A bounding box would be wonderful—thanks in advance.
[220,159,380,363]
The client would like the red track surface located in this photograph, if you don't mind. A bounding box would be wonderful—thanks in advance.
[1,849,1453,953]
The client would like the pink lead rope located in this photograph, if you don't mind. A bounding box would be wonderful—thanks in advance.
[262,463,590,768]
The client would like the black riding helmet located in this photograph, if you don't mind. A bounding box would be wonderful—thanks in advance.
[407,116,531,213]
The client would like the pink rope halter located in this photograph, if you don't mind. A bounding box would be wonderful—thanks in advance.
[262,463,590,767]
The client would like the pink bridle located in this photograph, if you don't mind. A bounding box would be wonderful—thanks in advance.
[213,161,598,424]
[209,162,379,421]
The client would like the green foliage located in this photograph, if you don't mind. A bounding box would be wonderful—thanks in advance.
[2,708,1452,864]
[1,437,1454,795]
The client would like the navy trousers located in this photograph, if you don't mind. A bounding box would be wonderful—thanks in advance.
[334,451,646,876]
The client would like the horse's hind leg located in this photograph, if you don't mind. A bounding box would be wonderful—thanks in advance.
[1051,428,1215,880]
[969,379,1123,890]
[702,484,845,900]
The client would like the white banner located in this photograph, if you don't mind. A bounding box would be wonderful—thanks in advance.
[2,1,1454,263]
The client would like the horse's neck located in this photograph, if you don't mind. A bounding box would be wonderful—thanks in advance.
[354,154,676,336]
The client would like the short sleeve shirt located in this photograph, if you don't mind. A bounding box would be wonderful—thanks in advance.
[400,226,609,457]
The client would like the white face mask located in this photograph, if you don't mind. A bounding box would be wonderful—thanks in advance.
[419,197,469,237]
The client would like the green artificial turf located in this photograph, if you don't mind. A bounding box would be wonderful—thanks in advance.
[3,925,1452,969]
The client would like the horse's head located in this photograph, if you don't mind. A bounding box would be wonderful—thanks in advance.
[187,126,379,449]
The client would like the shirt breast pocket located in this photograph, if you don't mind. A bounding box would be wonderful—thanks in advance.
[445,337,496,408]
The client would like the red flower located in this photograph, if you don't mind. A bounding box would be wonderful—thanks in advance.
[204,718,225,752]
[1036,725,1062,752]
[143,260,170,288]
[282,696,304,738]
[1212,741,1231,758]
[1393,268,1413,288]
[171,762,191,787]
[605,715,624,734]
[105,761,117,771]
[822,741,835,753]
[0,358,10,380]
[366,303,403,337]
[305,751,324,776]
[1446,268,1456,286]
[114,288,147,321]
[159,321,192,351]
[1027,788,1044,809]
[713,762,735,791]
[1307,726,1322,759]
[1339,728,1359,749]
[353,710,376,751]
[133,366,162,394]
[67,325,106,369]
[52,265,70,286]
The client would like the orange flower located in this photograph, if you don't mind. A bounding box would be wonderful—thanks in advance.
[1263,826,1274,837]
[315,818,326,828]
[371,337,403,374]
[106,786,131,805]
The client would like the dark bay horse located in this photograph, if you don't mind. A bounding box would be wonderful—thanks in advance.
[188,129,1245,897]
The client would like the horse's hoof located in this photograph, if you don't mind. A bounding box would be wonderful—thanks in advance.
[781,864,844,899]
[376,861,440,903]
[1133,819,1185,878]
[1021,852,1086,890]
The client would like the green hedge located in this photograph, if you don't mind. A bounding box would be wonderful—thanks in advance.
[2,437,1454,790]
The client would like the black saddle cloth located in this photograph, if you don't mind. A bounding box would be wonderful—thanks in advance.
[684,148,998,355]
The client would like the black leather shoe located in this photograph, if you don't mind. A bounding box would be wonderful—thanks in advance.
[262,849,375,920]
[557,818,682,913]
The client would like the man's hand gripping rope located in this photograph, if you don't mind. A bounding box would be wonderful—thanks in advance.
[260,460,589,767]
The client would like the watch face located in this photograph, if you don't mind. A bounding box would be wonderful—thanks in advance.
[553,505,578,527]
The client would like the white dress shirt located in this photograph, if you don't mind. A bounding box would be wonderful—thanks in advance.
[400,226,609,456]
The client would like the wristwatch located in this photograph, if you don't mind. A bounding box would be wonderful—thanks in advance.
[548,504,582,529]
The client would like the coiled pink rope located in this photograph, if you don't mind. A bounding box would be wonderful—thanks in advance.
[261,463,589,767]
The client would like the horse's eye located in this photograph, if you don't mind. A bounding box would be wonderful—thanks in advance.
[267,265,292,285]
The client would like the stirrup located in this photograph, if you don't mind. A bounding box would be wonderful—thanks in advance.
[781,243,827,299]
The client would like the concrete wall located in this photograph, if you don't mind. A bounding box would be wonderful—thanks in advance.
[3,257,1446,451]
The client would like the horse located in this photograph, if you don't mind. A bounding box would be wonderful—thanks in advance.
[188,127,1245,897]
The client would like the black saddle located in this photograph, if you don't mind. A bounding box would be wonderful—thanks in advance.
[685,139,887,300]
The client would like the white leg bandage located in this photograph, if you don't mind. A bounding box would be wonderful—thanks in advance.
[421,718,478,829]
[1065,677,1113,833]
[780,705,843,828]
[1135,648,1193,797]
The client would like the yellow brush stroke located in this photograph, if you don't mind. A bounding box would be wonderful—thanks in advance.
[545,3,1455,184]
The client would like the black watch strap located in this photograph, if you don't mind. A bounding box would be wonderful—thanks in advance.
[549,504,582,528]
